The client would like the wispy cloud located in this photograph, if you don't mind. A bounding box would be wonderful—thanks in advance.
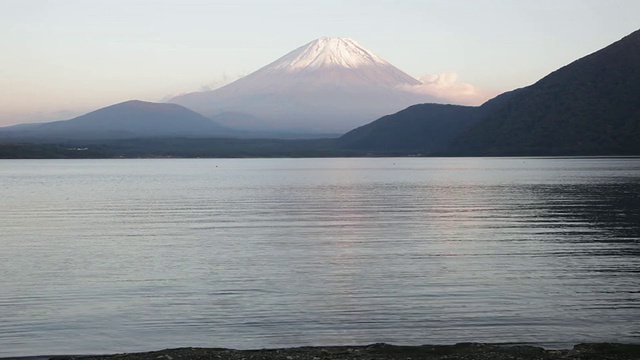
[404,72,499,106]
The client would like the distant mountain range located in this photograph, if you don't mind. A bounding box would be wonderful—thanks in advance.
[1,30,639,157]
[169,37,440,133]
[0,100,231,141]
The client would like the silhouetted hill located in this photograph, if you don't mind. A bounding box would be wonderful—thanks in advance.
[338,104,479,154]
[454,29,640,155]
[338,89,521,154]
[0,100,231,141]
[341,29,640,156]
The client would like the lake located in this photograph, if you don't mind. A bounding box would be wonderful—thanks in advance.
[1,157,639,357]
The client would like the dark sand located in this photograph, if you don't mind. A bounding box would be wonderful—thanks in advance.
[43,343,640,360]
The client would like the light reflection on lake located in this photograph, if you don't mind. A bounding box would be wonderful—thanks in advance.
[0,157,639,357]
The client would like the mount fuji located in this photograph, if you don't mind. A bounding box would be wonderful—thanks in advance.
[169,37,443,133]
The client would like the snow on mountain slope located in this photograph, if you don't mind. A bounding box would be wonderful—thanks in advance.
[170,37,441,133]
[275,37,389,70]
[235,37,422,89]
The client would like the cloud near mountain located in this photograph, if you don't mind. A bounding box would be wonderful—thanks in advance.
[403,72,498,106]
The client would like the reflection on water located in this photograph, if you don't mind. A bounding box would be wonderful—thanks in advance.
[538,183,640,250]
[0,157,639,357]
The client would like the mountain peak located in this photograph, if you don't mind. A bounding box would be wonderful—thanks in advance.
[169,37,430,132]
[241,37,422,88]
[271,37,389,71]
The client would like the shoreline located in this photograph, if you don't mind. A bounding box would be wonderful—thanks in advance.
[5,343,640,360]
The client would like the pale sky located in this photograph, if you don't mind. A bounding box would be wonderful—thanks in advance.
[1,0,639,126]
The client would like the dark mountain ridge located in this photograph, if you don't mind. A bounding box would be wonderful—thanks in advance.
[338,88,522,154]
[0,100,232,141]
[340,29,640,156]
[338,103,479,154]
[454,29,640,155]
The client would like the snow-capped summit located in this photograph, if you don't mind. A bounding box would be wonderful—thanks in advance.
[170,37,439,133]
[237,37,422,89]
[272,37,391,70]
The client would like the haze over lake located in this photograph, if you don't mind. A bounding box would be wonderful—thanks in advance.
[1,158,639,357]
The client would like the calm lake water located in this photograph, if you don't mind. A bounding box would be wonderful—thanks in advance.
[1,157,639,357]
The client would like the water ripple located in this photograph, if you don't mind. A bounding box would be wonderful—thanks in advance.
[0,157,639,357]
